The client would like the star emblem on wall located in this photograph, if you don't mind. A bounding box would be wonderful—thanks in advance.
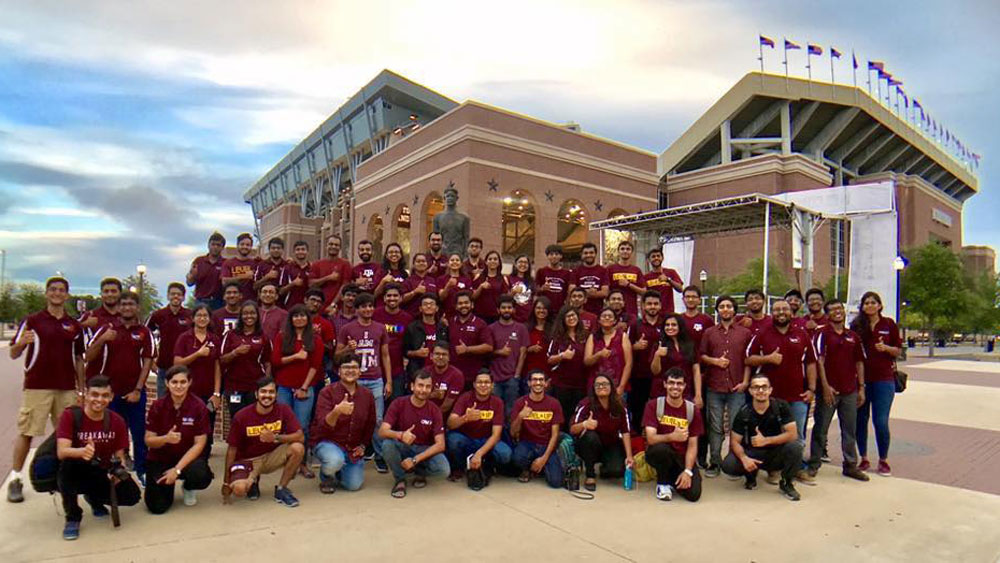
[413,194,420,205]
[487,178,498,192]
[594,200,604,212]
[544,190,554,202]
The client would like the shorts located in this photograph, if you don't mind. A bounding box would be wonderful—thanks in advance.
[17,389,77,436]
[235,444,293,482]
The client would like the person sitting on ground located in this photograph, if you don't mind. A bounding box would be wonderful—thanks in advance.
[55,376,141,541]
[510,370,564,488]
[378,370,450,498]
[310,354,377,494]
[143,365,214,514]
[570,373,633,492]
[445,370,510,484]
[223,376,306,508]
[721,374,804,501]
[642,368,703,502]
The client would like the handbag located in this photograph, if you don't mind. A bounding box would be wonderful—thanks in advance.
[893,362,907,393]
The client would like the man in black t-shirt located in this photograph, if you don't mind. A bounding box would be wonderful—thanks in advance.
[721,374,804,501]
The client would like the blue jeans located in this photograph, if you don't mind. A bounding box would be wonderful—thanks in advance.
[358,378,385,457]
[706,390,745,466]
[445,432,513,470]
[493,378,520,421]
[512,441,564,488]
[857,380,895,460]
[312,441,366,491]
[380,439,450,482]
[277,386,316,446]
[155,367,168,399]
[788,400,809,444]
[110,389,147,476]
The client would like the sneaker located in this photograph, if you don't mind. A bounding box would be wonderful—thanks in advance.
[62,521,80,541]
[821,454,832,464]
[364,446,375,461]
[183,488,198,506]
[705,464,721,478]
[374,456,388,474]
[319,478,337,494]
[765,470,780,485]
[877,460,892,477]
[247,479,261,501]
[744,473,758,490]
[779,479,801,501]
[274,486,300,508]
[655,484,673,501]
[136,472,146,488]
[843,464,870,482]
[858,458,871,472]
[124,454,134,471]
[795,469,817,486]
[91,504,109,518]
[6,478,24,503]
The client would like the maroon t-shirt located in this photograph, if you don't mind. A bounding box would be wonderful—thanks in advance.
[227,403,302,460]
[815,326,866,394]
[746,324,817,403]
[428,364,464,408]
[451,392,506,440]
[57,408,129,468]
[699,322,753,393]
[259,306,288,342]
[351,262,384,293]
[573,397,631,447]
[578,310,598,334]
[436,274,473,317]
[472,272,509,320]
[146,306,193,370]
[310,257,353,308]
[310,382,377,450]
[426,253,450,277]
[642,268,682,313]
[383,397,444,446]
[311,315,336,347]
[681,312,715,349]
[735,313,771,336]
[448,314,489,384]
[571,264,609,315]
[254,258,288,289]
[173,330,221,398]
[400,273,438,318]
[374,308,413,376]
[337,320,388,380]
[650,344,694,400]
[13,310,84,391]
[641,398,704,455]
[220,331,271,392]
[279,261,311,308]
[534,267,572,313]
[460,258,485,279]
[189,254,223,301]
[858,316,901,384]
[607,264,644,318]
[145,393,211,463]
[512,394,564,446]
[486,321,530,382]
[210,307,241,337]
[222,256,259,302]
[630,317,663,380]
[523,325,550,376]
[547,337,587,390]
[89,322,154,396]
[80,305,119,343]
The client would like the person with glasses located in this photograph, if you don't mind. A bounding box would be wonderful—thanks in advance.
[445,370,509,484]
[570,374,633,491]
[642,368,703,502]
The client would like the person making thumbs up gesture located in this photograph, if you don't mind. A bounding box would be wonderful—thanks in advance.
[378,370,449,498]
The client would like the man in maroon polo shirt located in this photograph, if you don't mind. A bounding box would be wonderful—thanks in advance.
[187,232,226,310]
[448,291,492,389]
[254,237,288,294]
[147,282,193,398]
[374,284,413,399]
[607,240,644,319]
[806,299,869,481]
[311,355,377,493]
[535,244,572,313]
[425,343,464,416]
[79,277,122,341]
[310,235,353,309]
[803,288,828,335]
[511,370,564,487]
[222,232,260,303]
[258,283,288,341]
[568,287,598,334]
[569,242,609,316]
[211,282,243,336]
[425,231,448,276]
[629,291,664,430]
[351,240,383,293]
[378,370,449,497]
[642,248,683,314]
[736,289,770,335]
[460,238,485,279]
[7,277,85,504]
[279,240,311,308]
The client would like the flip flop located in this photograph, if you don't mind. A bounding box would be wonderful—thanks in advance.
[518,470,531,483]
[391,480,407,498]
[413,476,427,489]
[584,478,597,492]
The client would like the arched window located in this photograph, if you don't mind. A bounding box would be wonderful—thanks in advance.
[367,214,384,263]
[422,192,444,243]
[602,208,632,264]
[502,189,536,259]
[556,199,588,266]
[394,204,412,257]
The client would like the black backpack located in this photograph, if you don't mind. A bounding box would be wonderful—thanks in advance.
[30,406,109,493]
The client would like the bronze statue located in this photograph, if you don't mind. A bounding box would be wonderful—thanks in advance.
[432,184,470,258]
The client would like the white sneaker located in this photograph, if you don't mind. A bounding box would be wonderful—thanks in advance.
[655,484,673,501]
[183,488,197,507]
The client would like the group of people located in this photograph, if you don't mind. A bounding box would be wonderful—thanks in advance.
[6,229,902,540]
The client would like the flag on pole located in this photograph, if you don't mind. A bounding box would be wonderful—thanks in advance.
[831,47,842,59]
[759,35,775,48]
[852,53,858,69]
[868,60,884,71]
[807,44,822,56]
[913,99,924,120]
[888,77,902,86]
[785,39,801,50]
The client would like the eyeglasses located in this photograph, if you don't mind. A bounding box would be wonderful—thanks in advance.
[594,382,611,388]
[749,384,770,391]
[665,381,685,387]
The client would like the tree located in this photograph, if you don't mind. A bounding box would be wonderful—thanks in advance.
[900,243,970,357]
[716,257,794,299]
[16,283,45,320]
[121,275,163,319]
[822,272,848,302]
[961,272,1000,341]
[0,284,21,324]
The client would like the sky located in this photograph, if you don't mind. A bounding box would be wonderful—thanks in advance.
[0,0,997,295]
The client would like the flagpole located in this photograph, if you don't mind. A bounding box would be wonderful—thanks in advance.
[758,36,765,89]
[852,51,858,104]
[783,37,789,91]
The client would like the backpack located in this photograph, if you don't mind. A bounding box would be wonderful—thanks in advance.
[30,406,109,494]
[555,432,580,473]
[655,396,695,427]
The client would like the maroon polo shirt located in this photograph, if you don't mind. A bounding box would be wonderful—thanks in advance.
[486,321,529,382]
[859,316,901,384]
[279,261,311,308]
[571,264,609,315]
[310,257,353,308]
[471,272,509,320]
[460,258,485,279]
[145,393,211,463]
[311,315,336,348]
[173,329,221,398]
[641,397,704,455]
[735,313,771,335]
[80,305,120,342]
[190,254,223,301]
[374,307,413,376]
[147,306,193,370]
[351,262,384,293]
[227,403,301,460]
[259,306,287,342]
[534,267,572,313]
[699,322,753,393]
[310,382,377,450]
[254,258,287,289]
[428,364,464,408]
[642,268,682,313]
[400,273,438,318]
[547,337,587,390]
[573,397,631,447]
[383,396,444,446]
[56,408,128,468]
[426,253,449,276]
[211,307,241,337]
[220,331,271,392]
[815,326,866,394]
[222,256,259,302]
[14,310,84,391]
[681,312,715,349]
[746,324,816,403]
[89,322,154,396]
[337,320,388,380]
[436,274,472,317]
[607,264,644,318]
[448,314,489,384]
[630,316,663,380]
[512,394,563,446]
[451,392,505,440]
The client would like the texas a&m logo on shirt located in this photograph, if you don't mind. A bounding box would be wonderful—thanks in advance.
[62,322,77,334]
[181,416,196,427]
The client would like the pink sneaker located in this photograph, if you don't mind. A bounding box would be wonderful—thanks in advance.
[858,459,871,472]
[877,460,892,477]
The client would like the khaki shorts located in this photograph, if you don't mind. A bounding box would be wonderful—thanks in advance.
[247,444,293,480]
[18,389,78,436]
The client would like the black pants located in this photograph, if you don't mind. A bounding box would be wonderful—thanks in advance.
[644,443,702,502]
[721,441,803,483]
[552,386,586,432]
[627,378,652,433]
[143,458,214,514]
[573,432,626,479]
[225,390,257,423]
[58,460,141,523]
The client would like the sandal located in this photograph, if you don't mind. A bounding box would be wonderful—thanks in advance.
[518,470,532,483]
[413,476,428,489]
[584,478,597,492]
[299,465,316,479]
[391,480,407,498]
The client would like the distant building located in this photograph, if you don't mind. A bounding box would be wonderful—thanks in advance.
[961,245,996,276]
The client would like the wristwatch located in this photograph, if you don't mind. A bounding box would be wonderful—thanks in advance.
[173,467,182,477]
[683,468,694,477]
[212,392,221,397]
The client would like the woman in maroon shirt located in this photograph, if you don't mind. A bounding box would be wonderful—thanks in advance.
[437,253,472,318]
[271,305,324,477]
[220,301,272,421]
[849,291,902,476]
[523,297,552,379]
[570,373,633,491]
[584,307,633,396]
[650,313,702,407]
[548,306,589,428]
[401,253,437,318]
[472,250,509,324]
[508,254,535,323]
[172,303,222,456]
[375,242,409,301]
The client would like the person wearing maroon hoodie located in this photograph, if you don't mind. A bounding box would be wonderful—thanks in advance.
[311,355,377,493]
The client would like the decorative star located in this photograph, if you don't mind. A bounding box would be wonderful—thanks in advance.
[361,214,367,224]
[413,194,420,205]
[594,200,603,212]
[487,178,498,192]
[544,190,554,202]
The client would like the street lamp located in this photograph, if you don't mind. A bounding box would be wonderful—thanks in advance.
[136,262,147,315]
[699,270,708,312]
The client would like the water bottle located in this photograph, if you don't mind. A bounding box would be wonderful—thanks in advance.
[624,466,634,490]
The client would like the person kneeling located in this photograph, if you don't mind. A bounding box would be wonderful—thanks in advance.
[310,355,376,494]
[642,368,703,502]
[144,365,213,513]
[379,370,450,498]
[56,376,141,540]
[223,376,306,507]
[570,373,633,491]
[721,374,804,501]
[511,370,564,487]
[446,370,510,485]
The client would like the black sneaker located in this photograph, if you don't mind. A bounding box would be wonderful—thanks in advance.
[705,464,721,478]
[274,486,300,508]
[374,456,388,474]
[6,478,24,503]
[247,479,261,501]
[744,473,758,490]
[779,479,801,501]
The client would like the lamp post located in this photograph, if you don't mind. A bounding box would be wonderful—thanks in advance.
[893,255,906,358]
[699,270,708,313]
[136,262,147,316]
